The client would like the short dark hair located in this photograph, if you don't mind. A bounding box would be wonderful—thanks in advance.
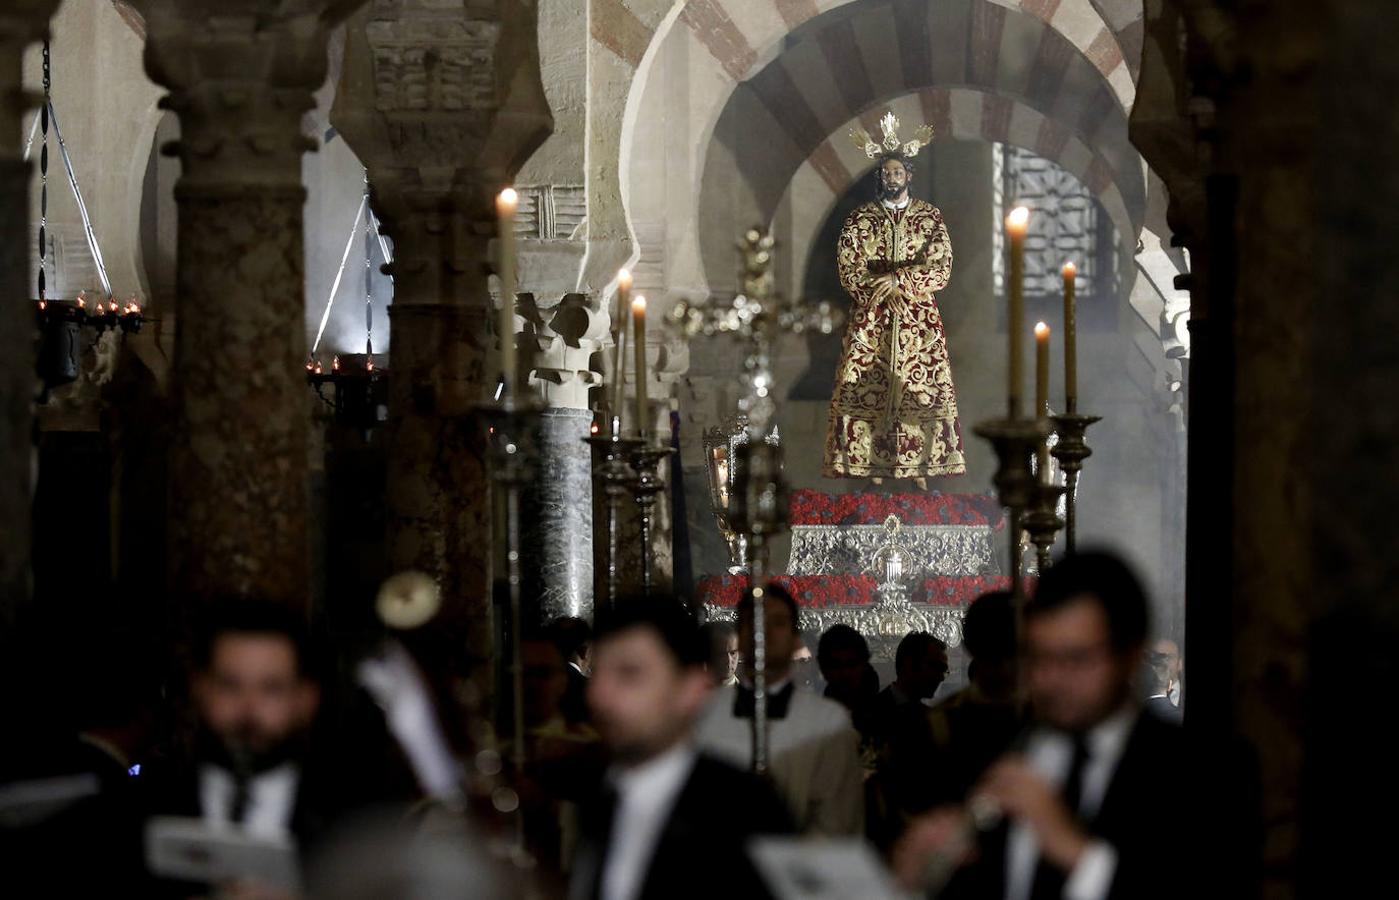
[1028,551,1150,652]
[194,600,315,678]
[876,155,916,178]
[895,631,946,674]
[736,583,800,634]
[817,623,870,667]
[548,616,593,662]
[699,620,736,644]
[962,591,1016,662]
[593,596,706,668]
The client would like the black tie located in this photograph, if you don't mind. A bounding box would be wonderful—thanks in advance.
[1028,734,1091,900]
[733,683,794,720]
[228,774,251,825]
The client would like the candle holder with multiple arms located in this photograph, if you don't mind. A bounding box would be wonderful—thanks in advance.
[626,440,675,597]
[584,416,642,612]
[972,413,1049,712]
[1049,411,1101,555]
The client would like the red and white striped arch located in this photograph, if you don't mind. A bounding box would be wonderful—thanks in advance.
[596,0,1148,300]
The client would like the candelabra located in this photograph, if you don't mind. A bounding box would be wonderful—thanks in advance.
[584,417,642,612]
[480,391,540,864]
[1023,481,1067,573]
[306,352,388,434]
[626,440,675,597]
[973,414,1049,713]
[1050,412,1101,555]
[35,296,146,398]
[972,416,1049,588]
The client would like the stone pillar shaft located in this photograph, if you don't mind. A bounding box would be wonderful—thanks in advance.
[331,0,552,663]
[0,0,60,635]
[135,1,359,605]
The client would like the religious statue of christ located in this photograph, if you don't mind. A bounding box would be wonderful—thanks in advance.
[823,112,966,489]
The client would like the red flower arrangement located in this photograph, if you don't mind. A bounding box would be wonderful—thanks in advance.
[919,576,1014,606]
[788,489,1005,529]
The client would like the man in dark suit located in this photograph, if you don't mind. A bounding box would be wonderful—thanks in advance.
[143,602,345,894]
[551,616,594,726]
[871,630,949,743]
[893,552,1188,900]
[571,597,793,900]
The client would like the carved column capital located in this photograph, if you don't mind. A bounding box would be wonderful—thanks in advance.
[129,1,361,191]
[332,0,553,303]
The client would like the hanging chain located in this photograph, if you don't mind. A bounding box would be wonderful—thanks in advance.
[37,40,49,303]
[363,170,373,357]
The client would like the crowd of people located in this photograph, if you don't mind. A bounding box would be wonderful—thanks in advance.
[0,550,1208,898]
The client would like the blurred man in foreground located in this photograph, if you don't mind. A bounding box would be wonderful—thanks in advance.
[893,553,1186,900]
[573,597,791,900]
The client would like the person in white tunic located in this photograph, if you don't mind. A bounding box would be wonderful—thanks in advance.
[695,585,865,837]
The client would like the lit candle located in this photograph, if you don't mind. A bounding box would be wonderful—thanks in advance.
[1006,207,1030,418]
[1035,321,1051,480]
[632,295,649,438]
[613,269,632,431]
[1062,261,1078,413]
[496,188,519,398]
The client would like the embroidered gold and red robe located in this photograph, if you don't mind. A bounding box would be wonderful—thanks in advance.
[823,199,966,479]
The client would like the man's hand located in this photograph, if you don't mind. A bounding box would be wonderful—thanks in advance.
[890,806,977,890]
[869,273,904,316]
[974,757,1089,872]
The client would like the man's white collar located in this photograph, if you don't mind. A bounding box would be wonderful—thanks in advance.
[881,196,911,210]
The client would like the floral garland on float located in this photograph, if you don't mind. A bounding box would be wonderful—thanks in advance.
[787,489,1005,529]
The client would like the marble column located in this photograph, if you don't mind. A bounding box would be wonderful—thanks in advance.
[331,1,551,664]
[130,1,362,608]
[517,291,604,622]
[0,0,59,708]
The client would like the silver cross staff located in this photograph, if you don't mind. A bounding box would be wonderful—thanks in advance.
[668,227,835,773]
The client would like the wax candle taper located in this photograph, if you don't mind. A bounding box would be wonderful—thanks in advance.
[1035,320,1051,481]
[496,188,518,397]
[1006,207,1030,418]
[1062,261,1077,413]
[632,295,649,438]
[613,269,632,431]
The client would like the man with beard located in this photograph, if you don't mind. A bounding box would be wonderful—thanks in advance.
[891,554,1192,900]
[823,111,965,488]
[145,602,334,893]
[696,586,865,836]
[571,597,791,900]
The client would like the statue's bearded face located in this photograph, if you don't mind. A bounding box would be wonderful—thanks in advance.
[877,158,910,201]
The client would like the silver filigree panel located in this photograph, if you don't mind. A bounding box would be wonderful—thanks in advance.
[787,524,999,578]
[703,601,965,655]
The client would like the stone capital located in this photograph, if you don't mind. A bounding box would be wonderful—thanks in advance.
[331,0,553,255]
[127,1,363,189]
